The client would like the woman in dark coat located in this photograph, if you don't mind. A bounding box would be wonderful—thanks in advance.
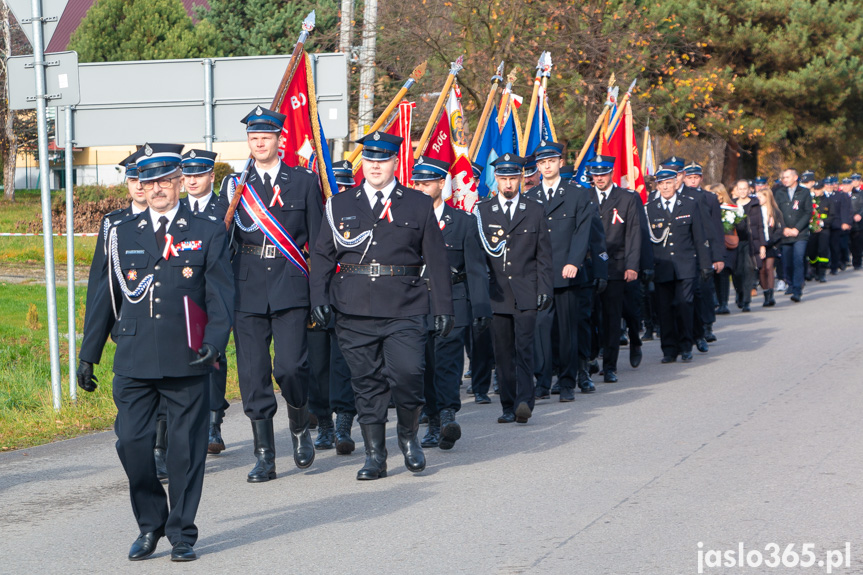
[730,180,764,312]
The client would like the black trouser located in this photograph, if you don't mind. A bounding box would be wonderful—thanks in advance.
[642,281,657,332]
[600,279,626,371]
[532,304,555,391]
[335,313,427,425]
[731,240,755,306]
[423,326,466,416]
[468,323,494,395]
[234,307,309,421]
[492,310,537,413]
[622,280,643,345]
[308,328,356,418]
[576,285,595,361]
[698,274,717,324]
[829,229,848,272]
[656,278,696,358]
[113,374,209,545]
[850,229,863,268]
[807,229,830,269]
[715,268,731,307]
[210,355,229,412]
[552,286,582,389]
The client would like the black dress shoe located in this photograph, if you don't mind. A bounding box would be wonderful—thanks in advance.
[129,531,162,561]
[550,382,561,395]
[170,541,197,562]
[715,305,730,315]
[603,370,618,383]
[535,387,551,400]
[514,402,532,423]
[475,393,492,404]
[559,387,575,402]
[695,338,709,353]
[704,326,717,343]
[681,351,693,362]
[588,359,600,374]
[790,294,801,302]
[579,381,596,393]
[629,345,642,368]
[741,304,751,312]
[661,355,677,364]
[497,411,516,423]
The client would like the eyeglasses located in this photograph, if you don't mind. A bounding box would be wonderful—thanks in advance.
[142,175,181,191]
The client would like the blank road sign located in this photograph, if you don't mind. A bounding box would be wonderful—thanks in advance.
[7,50,80,110]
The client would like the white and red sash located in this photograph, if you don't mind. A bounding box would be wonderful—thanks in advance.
[238,181,309,278]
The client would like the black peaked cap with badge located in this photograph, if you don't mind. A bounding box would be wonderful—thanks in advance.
[136,143,184,181]
[181,149,218,175]
[412,156,450,182]
[241,106,286,133]
[357,130,403,161]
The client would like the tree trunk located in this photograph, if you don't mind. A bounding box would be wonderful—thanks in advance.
[722,140,740,189]
[1,0,16,200]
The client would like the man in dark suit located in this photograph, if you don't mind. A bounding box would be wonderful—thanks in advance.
[523,141,594,399]
[217,107,323,481]
[849,174,863,269]
[584,155,641,383]
[77,144,234,562]
[644,168,712,363]
[180,149,230,455]
[830,178,853,274]
[411,156,491,450]
[310,131,454,480]
[775,168,811,302]
[679,161,724,347]
[475,154,553,423]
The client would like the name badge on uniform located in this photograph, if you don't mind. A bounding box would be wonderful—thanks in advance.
[492,204,500,213]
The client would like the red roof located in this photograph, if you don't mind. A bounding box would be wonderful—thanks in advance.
[46,0,211,53]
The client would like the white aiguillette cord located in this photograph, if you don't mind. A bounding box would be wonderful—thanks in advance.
[107,226,155,320]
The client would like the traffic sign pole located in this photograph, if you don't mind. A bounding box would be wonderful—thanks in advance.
[65,104,76,402]
[30,0,63,410]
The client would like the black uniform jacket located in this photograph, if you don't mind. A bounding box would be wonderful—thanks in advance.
[775,185,812,244]
[183,192,227,220]
[433,204,492,327]
[645,194,712,283]
[524,179,594,289]
[586,185,642,280]
[79,204,234,379]
[218,162,323,314]
[475,194,553,313]
[311,181,454,319]
[829,192,852,230]
[681,185,725,264]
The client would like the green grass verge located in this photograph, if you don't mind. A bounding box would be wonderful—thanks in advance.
[0,283,241,451]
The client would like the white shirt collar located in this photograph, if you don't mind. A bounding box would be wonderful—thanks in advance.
[434,202,445,223]
[131,203,147,214]
[662,193,678,210]
[544,176,561,196]
[149,202,181,232]
[363,178,397,210]
[498,191,520,211]
[255,161,281,186]
[188,191,213,211]
[596,184,612,203]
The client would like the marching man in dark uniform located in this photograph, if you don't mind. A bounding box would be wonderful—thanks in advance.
[310,130,454,480]
[523,140,594,400]
[475,154,553,423]
[849,174,863,269]
[410,156,491,450]
[217,107,323,482]
[645,168,712,363]
[584,154,641,383]
[77,143,234,562]
[180,149,230,455]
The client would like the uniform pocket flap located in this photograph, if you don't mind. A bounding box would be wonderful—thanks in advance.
[115,318,136,336]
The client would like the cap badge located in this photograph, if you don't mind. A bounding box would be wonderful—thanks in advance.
[540,140,547,147]
[373,132,381,141]
[255,106,263,116]
[416,157,423,165]
[144,144,153,156]
[504,154,511,161]
[189,150,196,158]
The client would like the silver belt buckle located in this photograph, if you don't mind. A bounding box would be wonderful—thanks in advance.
[264,245,277,259]
[368,262,380,278]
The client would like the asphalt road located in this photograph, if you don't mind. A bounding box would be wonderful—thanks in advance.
[3,272,863,575]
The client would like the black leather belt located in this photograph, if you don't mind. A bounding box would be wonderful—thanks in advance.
[340,263,421,277]
[451,271,467,284]
[238,243,284,258]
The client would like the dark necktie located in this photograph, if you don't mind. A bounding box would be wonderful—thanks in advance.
[193,200,199,214]
[665,199,672,215]
[156,215,168,255]
[373,190,385,218]
[600,191,607,205]
[264,173,274,198]
[505,200,513,221]
[546,188,554,202]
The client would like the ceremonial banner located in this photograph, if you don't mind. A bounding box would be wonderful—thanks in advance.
[573,132,598,188]
[473,104,501,198]
[277,51,337,199]
[601,101,646,202]
[522,84,557,156]
[353,100,415,188]
[643,123,656,177]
